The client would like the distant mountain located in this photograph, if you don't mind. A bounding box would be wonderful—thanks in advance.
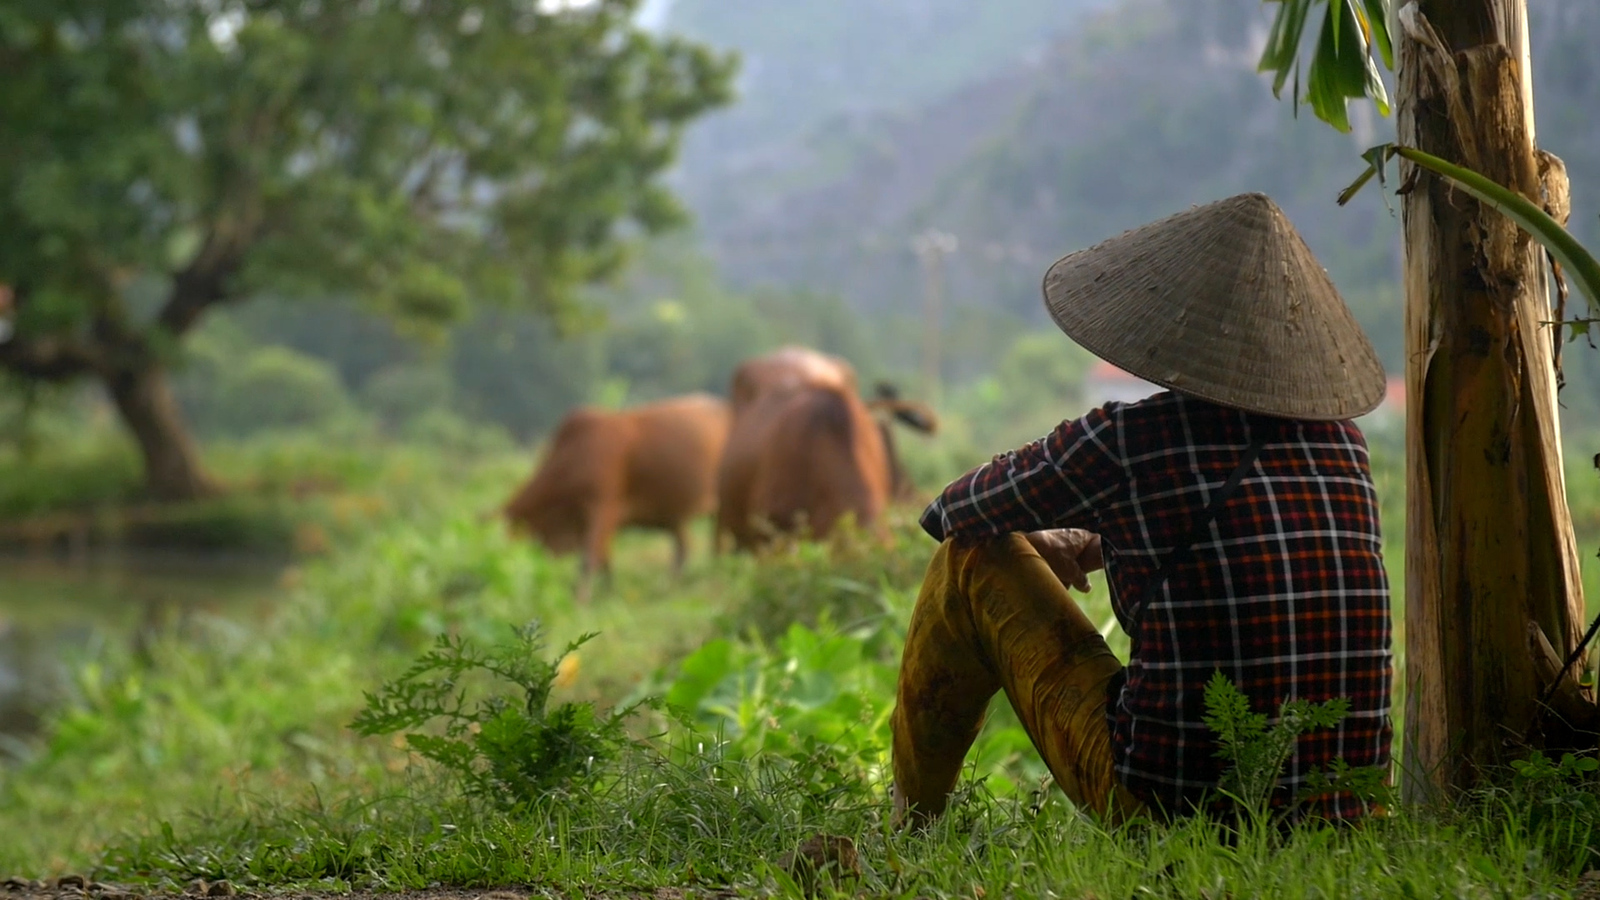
[665,0,1116,150]
[663,0,1116,236]
[665,0,1600,382]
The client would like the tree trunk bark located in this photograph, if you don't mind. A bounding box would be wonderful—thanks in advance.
[104,360,217,502]
[1398,0,1591,802]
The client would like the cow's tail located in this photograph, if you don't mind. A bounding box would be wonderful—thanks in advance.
[868,397,939,434]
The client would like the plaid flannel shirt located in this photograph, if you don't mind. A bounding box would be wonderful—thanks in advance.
[920,391,1392,819]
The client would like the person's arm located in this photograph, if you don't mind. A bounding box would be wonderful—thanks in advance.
[919,405,1126,542]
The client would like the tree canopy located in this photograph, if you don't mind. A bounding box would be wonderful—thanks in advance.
[0,0,734,496]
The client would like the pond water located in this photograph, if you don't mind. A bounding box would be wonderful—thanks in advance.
[0,552,286,752]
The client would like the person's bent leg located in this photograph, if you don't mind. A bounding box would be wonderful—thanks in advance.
[890,540,1004,825]
[891,534,1143,825]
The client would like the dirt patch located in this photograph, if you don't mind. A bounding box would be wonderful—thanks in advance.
[3,879,738,900]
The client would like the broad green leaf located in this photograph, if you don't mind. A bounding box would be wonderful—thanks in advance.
[1258,0,1313,100]
[1362,0,1394,69]
[1349,0,1392,115]
[1306,5,1357,132]
[1363,52,1391,117]
[1260,0,1393,132]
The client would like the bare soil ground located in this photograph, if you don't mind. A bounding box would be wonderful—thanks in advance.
[2,880,739,900]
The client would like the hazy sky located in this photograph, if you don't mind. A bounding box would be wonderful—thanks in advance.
[637,0,674,30]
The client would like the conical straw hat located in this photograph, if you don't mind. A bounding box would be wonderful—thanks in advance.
[1041,192,1386,421]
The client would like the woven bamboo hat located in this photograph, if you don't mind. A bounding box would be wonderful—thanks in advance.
[1041,192,1385,421]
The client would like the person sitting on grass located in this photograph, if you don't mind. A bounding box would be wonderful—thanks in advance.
[890,193,1393,826]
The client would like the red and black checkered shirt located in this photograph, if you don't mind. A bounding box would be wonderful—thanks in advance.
[920,391,1392,820]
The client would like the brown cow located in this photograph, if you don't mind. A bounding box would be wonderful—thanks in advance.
[727,345,857,413]
[500,392,731,597]
[715,348,937,551]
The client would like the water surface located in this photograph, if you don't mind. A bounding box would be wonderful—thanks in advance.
[0,552,285,751]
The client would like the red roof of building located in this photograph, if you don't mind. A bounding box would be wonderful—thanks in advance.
[1382,376,1406,413]
[1087,359,1146,382]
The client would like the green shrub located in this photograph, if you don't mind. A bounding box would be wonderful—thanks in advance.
[177,330,356,438]
[399,409,515,456]
[660,622,897,762]
[360,364,456,433]
[720,514,932,641]
[1199,672,1398,822]
[652,612,1049,803]
[0,439,142,517]
[1499,750,1600,869]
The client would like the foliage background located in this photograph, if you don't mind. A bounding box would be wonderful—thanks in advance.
[3,0,1600,892]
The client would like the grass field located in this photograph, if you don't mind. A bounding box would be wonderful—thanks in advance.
[0,426,1599,898]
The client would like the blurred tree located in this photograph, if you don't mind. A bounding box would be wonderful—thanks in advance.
[0,0,734,499]
[449,308,604,440]
[360,362,454,434]
[194,344,353,436]
[989,331,1094,420]
[1262,0,1591,796]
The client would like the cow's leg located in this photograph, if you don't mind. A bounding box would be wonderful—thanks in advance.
[578,500,624,603]
[670,524,689,577]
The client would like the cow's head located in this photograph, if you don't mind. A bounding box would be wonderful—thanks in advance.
[503,500,585,556]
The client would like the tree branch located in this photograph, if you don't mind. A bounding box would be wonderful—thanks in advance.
[0,331,103,381]
[157,224,254,336]
[0,282,104,379]
[158,102,282,337]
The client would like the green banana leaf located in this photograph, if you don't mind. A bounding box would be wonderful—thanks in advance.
[1340,142,1600,335]
[1258,0,1392,132]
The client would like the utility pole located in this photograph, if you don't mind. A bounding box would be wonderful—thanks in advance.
[911,229,958,401]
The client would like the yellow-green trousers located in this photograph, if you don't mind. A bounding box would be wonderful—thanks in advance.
[890,534,1146,825]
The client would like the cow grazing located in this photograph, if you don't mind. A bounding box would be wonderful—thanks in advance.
[500,392,731,597]
[716,348,937,551]
[727,344,858,413]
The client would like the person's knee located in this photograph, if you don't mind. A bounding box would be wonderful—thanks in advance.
[917,537,967,604]
[948,532,1042,598]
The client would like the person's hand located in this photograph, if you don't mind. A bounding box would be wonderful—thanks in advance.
[1025,528,1103,592]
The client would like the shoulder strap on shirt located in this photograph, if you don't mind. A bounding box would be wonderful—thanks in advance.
[1127,430,1272,611]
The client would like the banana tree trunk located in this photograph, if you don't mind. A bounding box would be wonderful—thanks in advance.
[1397,0,1590,800]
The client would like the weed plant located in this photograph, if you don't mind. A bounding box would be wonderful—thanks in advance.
[351,624,632,807]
